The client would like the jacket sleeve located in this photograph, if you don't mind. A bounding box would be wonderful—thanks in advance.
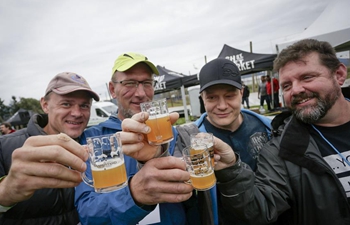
[75,132,155,225]
[75,161,155,225]
[216,141,293,224]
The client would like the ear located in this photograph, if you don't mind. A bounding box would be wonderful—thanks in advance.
[40,97,49,114]
[109,81,117,99]
[335,63,348,86]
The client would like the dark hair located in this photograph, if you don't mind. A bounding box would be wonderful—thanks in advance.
[1,122,12,129]
[274,39,340,74]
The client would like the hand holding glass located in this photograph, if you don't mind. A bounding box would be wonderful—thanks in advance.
[140,98,173,145]
[82,133,128,193]
[182,143,216,191]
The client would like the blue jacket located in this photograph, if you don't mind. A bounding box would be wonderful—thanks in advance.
[75,115,188,225]
[174,109,272,225]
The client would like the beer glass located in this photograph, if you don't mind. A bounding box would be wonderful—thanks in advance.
[140,98,173,145]
[182,143,216,191]
[191,133,215,167]
[82,133,128,193]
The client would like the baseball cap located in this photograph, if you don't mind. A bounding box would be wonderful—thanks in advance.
[199,58,242,93]
[112,52,159,76]
[45,72,100,101]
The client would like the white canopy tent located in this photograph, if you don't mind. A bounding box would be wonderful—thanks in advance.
[276,0,350,53]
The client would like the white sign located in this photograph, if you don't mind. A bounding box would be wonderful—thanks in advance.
[225,53,255,72]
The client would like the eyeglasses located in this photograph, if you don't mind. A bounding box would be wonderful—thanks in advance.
[112,80,155,89]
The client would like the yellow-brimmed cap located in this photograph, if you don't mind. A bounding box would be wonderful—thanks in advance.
[111,52,159,76]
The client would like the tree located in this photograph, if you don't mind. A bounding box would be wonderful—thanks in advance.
[17,97,43,114]
[0,97,43,122]
[0,98,11,122]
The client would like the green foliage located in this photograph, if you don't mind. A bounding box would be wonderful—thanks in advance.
[0,96,42,122]
[17,97,43,114]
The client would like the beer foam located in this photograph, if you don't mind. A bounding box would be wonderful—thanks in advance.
[148,113,169,120]
[91,159,124,171]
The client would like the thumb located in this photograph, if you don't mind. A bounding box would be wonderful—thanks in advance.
[169,112,180,125]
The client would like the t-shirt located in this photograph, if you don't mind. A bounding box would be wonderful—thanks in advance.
[203,112,269,171]
[258,82,268,96]
[309,121,350,202]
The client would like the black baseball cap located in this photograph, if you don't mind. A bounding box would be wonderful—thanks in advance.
[199,58,242,93]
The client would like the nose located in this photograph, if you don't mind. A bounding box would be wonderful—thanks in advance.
[134,83,147,97]
[71,105,83,117]
[216,97,228,110]
[290,81,306,96]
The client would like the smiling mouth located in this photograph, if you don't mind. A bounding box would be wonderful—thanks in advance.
[66,121,83,125]
[297,98,311,104]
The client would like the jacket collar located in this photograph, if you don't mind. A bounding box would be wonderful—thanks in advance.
[277,115,328,174]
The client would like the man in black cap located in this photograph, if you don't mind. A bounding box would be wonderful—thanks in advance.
[120,58,272,224]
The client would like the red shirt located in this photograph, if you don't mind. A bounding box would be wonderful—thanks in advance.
[266,78,279,95]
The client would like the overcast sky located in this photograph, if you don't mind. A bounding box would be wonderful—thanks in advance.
[0,0,331,104]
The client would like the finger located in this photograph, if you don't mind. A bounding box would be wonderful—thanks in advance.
[23,134,88,161]
[13,144,87,172]
[130,111,149,123]
[11,160,83,183]
[150,157,187,171]
[147,157,189,181]
[169,112,179,125]
[146,184,193,204]
[122,117,150,134]
[118,130,143,145]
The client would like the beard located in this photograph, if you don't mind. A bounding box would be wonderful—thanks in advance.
[120,107,135,119]
[291,88,340,124]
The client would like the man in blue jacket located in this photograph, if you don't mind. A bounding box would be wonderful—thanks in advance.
[120,58,272,225]
[75,52,195,225]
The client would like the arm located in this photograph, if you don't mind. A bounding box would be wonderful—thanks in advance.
[0,134,87,207]
[215,140,292,224]
[75,160,152,225]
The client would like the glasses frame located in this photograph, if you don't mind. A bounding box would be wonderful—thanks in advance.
[112,79,155,89]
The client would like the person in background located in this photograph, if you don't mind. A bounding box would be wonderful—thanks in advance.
[75,52,195,225]
[214,39,350,224]
[258,75,271,112]
[120,58,272,225]
[0,122,16,135]
[266,75,280,109]
[0,72,99,224]
[241,82,250,109]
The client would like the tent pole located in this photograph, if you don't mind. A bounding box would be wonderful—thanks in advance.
[181,85,190,123]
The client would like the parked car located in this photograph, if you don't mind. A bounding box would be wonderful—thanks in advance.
[87,101,118,127]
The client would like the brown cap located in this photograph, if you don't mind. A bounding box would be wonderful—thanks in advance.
[45,72,99,101]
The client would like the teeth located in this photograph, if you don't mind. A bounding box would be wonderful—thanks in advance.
[67,121,80,125]
[298,98,310,104]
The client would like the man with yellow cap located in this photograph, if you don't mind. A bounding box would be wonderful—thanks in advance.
[75,53,196,225]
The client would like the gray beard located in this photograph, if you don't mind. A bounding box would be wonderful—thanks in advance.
[120,108,135,119]
[293,89,340,124]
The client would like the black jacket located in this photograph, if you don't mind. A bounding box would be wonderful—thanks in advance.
[0,114,80,225]
[216,112,350,225]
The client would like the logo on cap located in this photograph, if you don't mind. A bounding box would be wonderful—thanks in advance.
[70,74,87,85]
[222,63,239,78]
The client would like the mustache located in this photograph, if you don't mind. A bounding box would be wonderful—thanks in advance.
[291,92,318,105]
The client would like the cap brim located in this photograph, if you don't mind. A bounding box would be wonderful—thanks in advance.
[52,86,100,101]
[200,80,242,93]
[116,60,159,75]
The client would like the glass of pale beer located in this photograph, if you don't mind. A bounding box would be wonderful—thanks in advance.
[140,98,173,145]
[82,132,128,193]
[182,143,216,191]
[190,133,215,167]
